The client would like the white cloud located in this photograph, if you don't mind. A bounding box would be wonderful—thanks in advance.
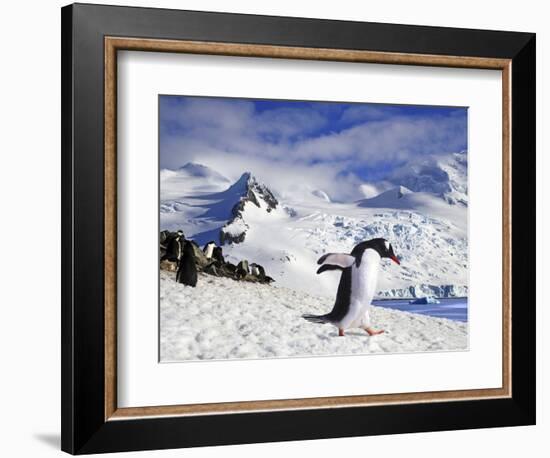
[160,97,466,202]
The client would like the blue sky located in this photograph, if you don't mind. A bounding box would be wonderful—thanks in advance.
[160,95,467,201]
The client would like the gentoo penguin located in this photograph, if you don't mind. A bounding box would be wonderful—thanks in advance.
[236,260,249,279]
[250,263,270,282]
[212,246,224,264]
[176,241,198,287]
[162,230,184,262]
[303,238,400,337]
[203,241,217,259]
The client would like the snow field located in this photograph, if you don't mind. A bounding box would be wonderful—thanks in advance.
[160,272,467,362]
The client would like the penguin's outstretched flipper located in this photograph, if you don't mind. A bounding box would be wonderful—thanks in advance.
[316,253,355,274]
[316,264,344,274]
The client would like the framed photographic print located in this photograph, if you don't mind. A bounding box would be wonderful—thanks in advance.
[61,3,536,454]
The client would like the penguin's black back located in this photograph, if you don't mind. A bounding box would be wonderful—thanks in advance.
[212,246,224,263]
[176,242,197,287]
[325,267,352,322]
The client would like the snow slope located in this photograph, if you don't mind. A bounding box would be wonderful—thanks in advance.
[160,162,230,200]
[160,271,467,361]
[160,159,468,298]
[160,163,237,244]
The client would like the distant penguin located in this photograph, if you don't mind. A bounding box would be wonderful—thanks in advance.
[236,260,249,279]
[250,263,260,277]
[302,238,400,336]
[212,246,224,264]
[162,230,184,262]
[256,264,266,279]
[176,241,198,287]
[250,263,267,280]
[203,241,217,259]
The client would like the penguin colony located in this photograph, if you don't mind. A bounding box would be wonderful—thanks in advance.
[159,231,274,287]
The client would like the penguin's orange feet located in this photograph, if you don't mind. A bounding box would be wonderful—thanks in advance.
[338,328,345,337]
[365,327,384,336]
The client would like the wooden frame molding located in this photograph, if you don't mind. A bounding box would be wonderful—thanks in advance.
[104,36,512,421]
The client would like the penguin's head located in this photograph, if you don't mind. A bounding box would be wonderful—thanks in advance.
[379,239,400,265]
[354,238,400,265]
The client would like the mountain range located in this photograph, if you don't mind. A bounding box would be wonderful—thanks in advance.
[160,154,468,298]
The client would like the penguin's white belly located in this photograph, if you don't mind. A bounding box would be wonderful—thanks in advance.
[338,300,370,329]
[204,244,214,259]
[337,250,380,329]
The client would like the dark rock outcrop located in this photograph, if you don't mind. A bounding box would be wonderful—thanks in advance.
[159,232,275,285]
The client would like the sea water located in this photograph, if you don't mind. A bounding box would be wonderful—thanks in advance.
[372,297,468,322]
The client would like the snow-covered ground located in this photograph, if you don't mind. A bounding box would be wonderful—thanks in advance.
[160,272,467,362]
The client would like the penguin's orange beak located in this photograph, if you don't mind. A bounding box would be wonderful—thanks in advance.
[390,255,400,265]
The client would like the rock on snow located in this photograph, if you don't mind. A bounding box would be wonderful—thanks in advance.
[160,272,467,362]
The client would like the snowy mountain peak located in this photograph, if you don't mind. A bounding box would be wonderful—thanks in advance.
[393,186,412,199]
[388,153,468,206]
[220,173,279,245]
[225,172,278,212]
[356,186,414,208]
[228,171,252,191]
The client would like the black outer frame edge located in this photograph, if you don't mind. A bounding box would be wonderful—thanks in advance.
[61,3,536,454]
[63,3,108,454]
[61,4,75,455]
[78,398,531,455]
[70,2,533,58]
[510,35,536,422]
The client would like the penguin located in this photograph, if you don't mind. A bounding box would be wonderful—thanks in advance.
[302,238,400,337]
[176,240,198,287]
[203,241,217,259]
[236,260,249,279]
[250,263,268,282]
[212,246,224,264]
[161,230,184,262]
[256,264,266,279]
